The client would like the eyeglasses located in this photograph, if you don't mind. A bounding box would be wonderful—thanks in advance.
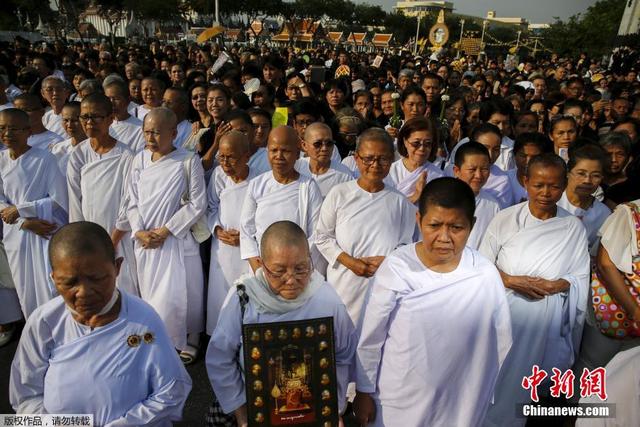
[79,115,106,122]
[0,126,28,134]
[570,170,603,181]
[62,118,80,124]
[295,119,316,127]
[217,155,238,164]
[406,139,433,149]
[43,86,66,93]
[262,259,313,281]
[310,140,335,149]
[339,131,358,138]
[357,154,392,166]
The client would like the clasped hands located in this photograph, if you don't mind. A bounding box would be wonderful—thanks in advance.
[135,226,171,249]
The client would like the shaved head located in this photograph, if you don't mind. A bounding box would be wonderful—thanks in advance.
[220,130,250,154]
[81,93,113,114]
[144,107,177,130]
[49,222,116,267]
[260,221,309,260]
[268,125,299,149]
[0,108,29,128]
[304,122,332,141]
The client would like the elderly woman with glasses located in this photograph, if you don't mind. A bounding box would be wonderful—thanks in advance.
[206,221,357,427]
[316,128,416,325]
[386,117,444,204]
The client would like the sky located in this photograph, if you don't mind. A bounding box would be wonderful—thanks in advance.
[372,0,602,24]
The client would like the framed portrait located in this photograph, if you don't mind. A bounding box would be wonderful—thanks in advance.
[242,317,338,426]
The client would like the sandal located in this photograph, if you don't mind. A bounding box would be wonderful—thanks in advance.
[179,344,199,365]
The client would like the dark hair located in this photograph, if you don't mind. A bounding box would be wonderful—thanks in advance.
[562,99,585,114]
[513,132,553,155]
[247,107,272,124]
[421,72,443,87]
[549,115,577,134]
[418,177,476,225]
[526,153,568,182]
[49,221,116,265]
[207,83,231,100]
[223,109,253,127]
[292,98,321,120]
[400,85,427,104]
[479,98,514,122]
[231,92,252,110]
[471,122,502,141]
[567,142,608,172]
[262,54,285,71]
[454,141,490,168]
[397,117,438,158]
[62,100,81,110]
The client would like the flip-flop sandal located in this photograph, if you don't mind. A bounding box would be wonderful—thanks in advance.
[179,344,199,365]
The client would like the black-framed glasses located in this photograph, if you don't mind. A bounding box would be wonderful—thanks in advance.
[357,154,392,166]
[79,114,106,122]
[262,258,313,281]
[311,140,335,149]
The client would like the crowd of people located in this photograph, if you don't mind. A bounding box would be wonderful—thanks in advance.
[0,35,639,426]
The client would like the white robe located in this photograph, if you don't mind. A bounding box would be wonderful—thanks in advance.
[468,190,501,250]
[341,155,359,178]
[485,165,515,209]
[385,159,444,198]
[315,180,416,323]
[239,172,323,261]
[295,157,353,198]
[576,346,640,427]
[127,101,139,116]
[133,104,152,121]
[128,148,207,349]
[206,166,257,334]
[42,109,66,138]
[0,148,68,318]
[49,138,76,174]
[27,130,63,151]
[10,291,191,426]
[480,202,590,427]
[110,116,146,153]
[356,245,512,427]
[206,281,358,414]
[173,119,192,148]
[247,147,271,176]
[557,192,611,254]
[507,169,528,204]
[67,140,138,296]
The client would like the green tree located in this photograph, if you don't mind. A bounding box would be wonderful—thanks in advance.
[542,0,626,57]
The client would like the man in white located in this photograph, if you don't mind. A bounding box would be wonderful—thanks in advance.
[480,153,590,427]
[10,222,191,425]
[128,107,206,361]
[297,122,353,198]
[67,94,137,296]
[105,80,146,152]
[162,88,192,148]
[354,177,512,427]
[14,94,63,151]
[316,128,416,324]
[207,221,357,426]
[453,141,502,249]
[206,131,256,334]
[0,108,68,318]
[40,76,70,138]
[134,77,164,121]
[240,125,323,273]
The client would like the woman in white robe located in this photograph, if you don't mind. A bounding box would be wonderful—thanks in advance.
[385,117,444,203]
[9,222,191,426]
[206,221,357,426]
[127,108,206,356]
[354,177,512,427]
[480,154,590,427]
[0,108,68,318]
